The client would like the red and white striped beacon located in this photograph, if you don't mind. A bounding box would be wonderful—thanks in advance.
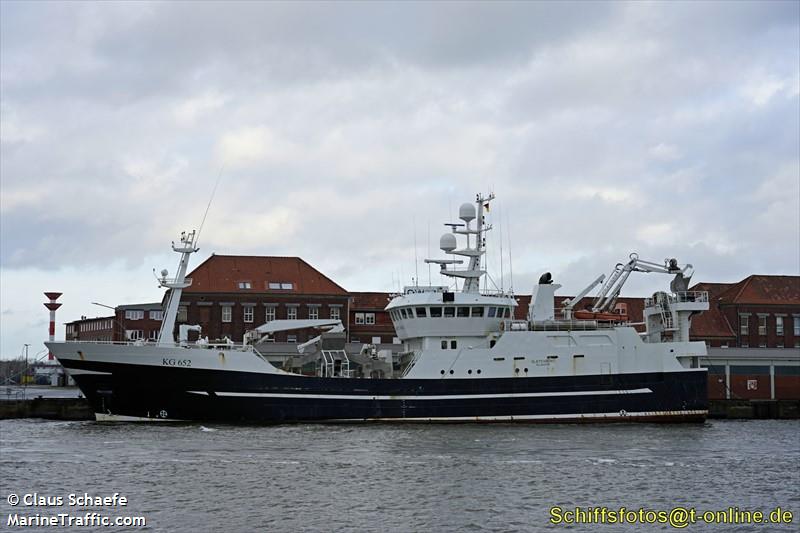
[44,292,62,361]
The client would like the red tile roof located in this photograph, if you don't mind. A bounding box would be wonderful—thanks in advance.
[351,292,392,310]
[185,255,348,295]
[714,275,800,306]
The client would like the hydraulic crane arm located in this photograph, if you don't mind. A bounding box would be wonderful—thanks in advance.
[592,253,693,313]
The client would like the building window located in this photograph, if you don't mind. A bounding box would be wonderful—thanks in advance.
[776,316,784,336]
[330,307,340,320]
[758,316,767,336]
[238,281,252,290]
[287,334,297,343]
[149,310,163,320]
[149,330,159,340]
[794,317,800,336]
[265,307,276,322]
[243,307,254,323]
[125,310,144,320]
[372,336,381,344]
[393,337,400,344]
[741,341,749,348]
[177,306,187,322]
[309,307,319,320]
[740,315,749,335]
[759,342,766,348]
[365,313,375,325]
[222,306,232,323]
[287,307,297,320]
[268,282,294,290]
[355,313,365,325]
[126,329,144,340]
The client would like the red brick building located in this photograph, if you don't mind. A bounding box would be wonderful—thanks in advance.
[175,255,350,343]
[689,275,800,348]
[65,302,163,342]
[349,292,397,344]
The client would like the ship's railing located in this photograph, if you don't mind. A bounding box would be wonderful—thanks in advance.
[61,339,254,351]
[644,291,709,307]
[501,319,618,332]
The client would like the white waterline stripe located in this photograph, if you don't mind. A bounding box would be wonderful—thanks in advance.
[64,369,112,375]
[326,410,708,422]
[94,413,185,422]
[186,388,652,401]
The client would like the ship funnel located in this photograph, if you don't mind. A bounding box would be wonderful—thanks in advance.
[440,233,457,253]
[459,202,476,223]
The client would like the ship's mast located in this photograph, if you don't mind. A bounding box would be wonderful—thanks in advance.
[156,231,198,346]
[425,193,494,294]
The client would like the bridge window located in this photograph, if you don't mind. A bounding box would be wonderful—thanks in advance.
[471,307,484,317]
[444,307,455,318]
[406,308,415,318]
[416,307,428,318]
[430,307,443,317]
[457,307,470,317]
[488,307,497,318]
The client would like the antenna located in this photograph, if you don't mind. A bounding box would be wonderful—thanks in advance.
[498,202,504,292]
[414,218,419,287]
[195,162,226,249]
[506,207,513,293]
[427,220,432,285]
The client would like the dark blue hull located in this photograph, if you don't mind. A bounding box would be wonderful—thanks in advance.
[63,359,708,423]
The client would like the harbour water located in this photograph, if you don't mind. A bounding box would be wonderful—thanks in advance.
[1,419,798,532]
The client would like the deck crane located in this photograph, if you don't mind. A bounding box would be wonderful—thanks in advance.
[564,253,694,321]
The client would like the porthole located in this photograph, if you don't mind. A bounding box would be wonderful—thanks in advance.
[449,369,454,375]
[515,368,520,373]
[477,369,482,374]
[440,370,445,375]
[524,368,529,373]
[468,369,472,375]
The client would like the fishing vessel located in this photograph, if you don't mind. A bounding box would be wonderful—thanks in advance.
[47,193,709,423]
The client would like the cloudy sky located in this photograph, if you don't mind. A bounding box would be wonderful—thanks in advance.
[1,1,798,359]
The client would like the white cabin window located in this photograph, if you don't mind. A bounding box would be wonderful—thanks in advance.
[125,310,144,320]
[287,307,298,320]
[309,307,319,320]
[330,307,341,320]
[149,310,163,320]
[222,306,232,323]
[365,313,376,324]
[265,307,276,322]
[355,313,365,324]
[441,340,447,349]
[243,307,254,323]
[450,340,457,349]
